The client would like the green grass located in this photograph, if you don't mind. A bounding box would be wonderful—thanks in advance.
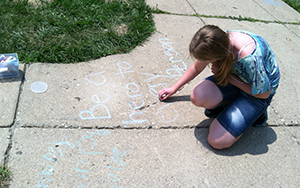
[0,165,10,188]
[0,0,155,63]
[283,0,300,12]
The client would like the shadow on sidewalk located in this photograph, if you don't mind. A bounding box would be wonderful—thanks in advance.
[194,119,277,156]
[161,95,191,103]
[0,70,24,83]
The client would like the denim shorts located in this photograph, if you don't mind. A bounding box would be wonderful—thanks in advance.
[206,75,274,138]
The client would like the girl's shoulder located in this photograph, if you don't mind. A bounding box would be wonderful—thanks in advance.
[228,30,256,61]
[226,30,257,36]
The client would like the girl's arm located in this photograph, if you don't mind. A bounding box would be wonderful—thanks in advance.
[159,60,208,100]
[228,74,271,99]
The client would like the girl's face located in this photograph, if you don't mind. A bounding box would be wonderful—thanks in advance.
[200,59,217,64]
[196,59,218,69]
[196,59,211,65]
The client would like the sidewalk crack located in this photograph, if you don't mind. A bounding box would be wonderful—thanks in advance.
[186,0,205,24]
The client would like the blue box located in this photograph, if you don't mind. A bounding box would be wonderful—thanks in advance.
[0,53,20,79]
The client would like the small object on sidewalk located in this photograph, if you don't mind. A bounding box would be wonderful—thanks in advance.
[30,81,48,93]
[74,97,81,101]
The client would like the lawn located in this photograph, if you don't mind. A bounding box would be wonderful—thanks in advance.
[0,0,155,63]
[0,165,10,188]
[283,0,300,12]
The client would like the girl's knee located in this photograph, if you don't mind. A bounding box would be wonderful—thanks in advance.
[207,136,234,150]
[190,80,223,109]
[207,122,239,150]
[190,89,206,107]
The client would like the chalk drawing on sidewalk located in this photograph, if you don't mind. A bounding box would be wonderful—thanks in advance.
[79,37,188,125]
[79,104,111,120]
[79,92,112,120]
[36,130,129,188]
[115,60,134,77]
[263,0,282,6]
[78,130,110,154]
[156,103,179,123]
[85,71,107,85]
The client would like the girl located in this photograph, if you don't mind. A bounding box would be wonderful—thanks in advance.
[158,25,280,149]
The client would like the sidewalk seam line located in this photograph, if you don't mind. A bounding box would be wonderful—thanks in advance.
[10,124,300,130]
[3,64,27,166]
[151,12,300,25]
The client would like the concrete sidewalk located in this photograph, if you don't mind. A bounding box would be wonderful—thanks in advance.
[1,0,300,187]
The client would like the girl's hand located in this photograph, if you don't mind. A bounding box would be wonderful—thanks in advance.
[158,87,176,101]
[211,64,219,74]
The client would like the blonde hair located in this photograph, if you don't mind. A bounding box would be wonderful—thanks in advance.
[189,25,234,86]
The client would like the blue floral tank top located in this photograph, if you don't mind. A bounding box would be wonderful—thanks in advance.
[230,30,280,95]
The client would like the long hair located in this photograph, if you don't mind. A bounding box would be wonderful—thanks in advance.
[189,25,234,86]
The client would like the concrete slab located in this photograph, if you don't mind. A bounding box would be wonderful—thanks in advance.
[0,128,10,166]
[253,0,300,23]
[0,64,24,127]
[7,127,300,187]
[148,0,300,23]
[189,0,277,22]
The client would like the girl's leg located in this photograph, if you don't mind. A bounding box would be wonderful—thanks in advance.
[208,92,273,149]
[208,119,241,149]
[191,76,271,149]
[190,78,242,149]
[190,80,223,109]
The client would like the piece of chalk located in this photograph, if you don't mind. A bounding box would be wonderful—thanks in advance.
[162,94,166,98]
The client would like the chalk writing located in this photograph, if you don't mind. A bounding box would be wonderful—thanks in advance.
[85,71,107,85]
[113,61,149,125]
[79,37,188,124]
[37,36,191,187]
[79,104,111,120]
[104,147,130,187]
[37,142,75,187]
[43,142,73,162]
[39,165,54,176]
[122,111,148,124]
[43,147,60,162]
[126,82,142,98]
[78,130,110,154]
[115,61,134,77]
[36,176,53,187]
[79,92,112,120]
[141,72,172,100]
[75,160,90,181]
[36,130,129,188]
[156,103,178,123]
[121,80,148,124]
[263,0,282,6]
[80,68,113,120]
[158,38,187,72]
[109,174,119,182]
